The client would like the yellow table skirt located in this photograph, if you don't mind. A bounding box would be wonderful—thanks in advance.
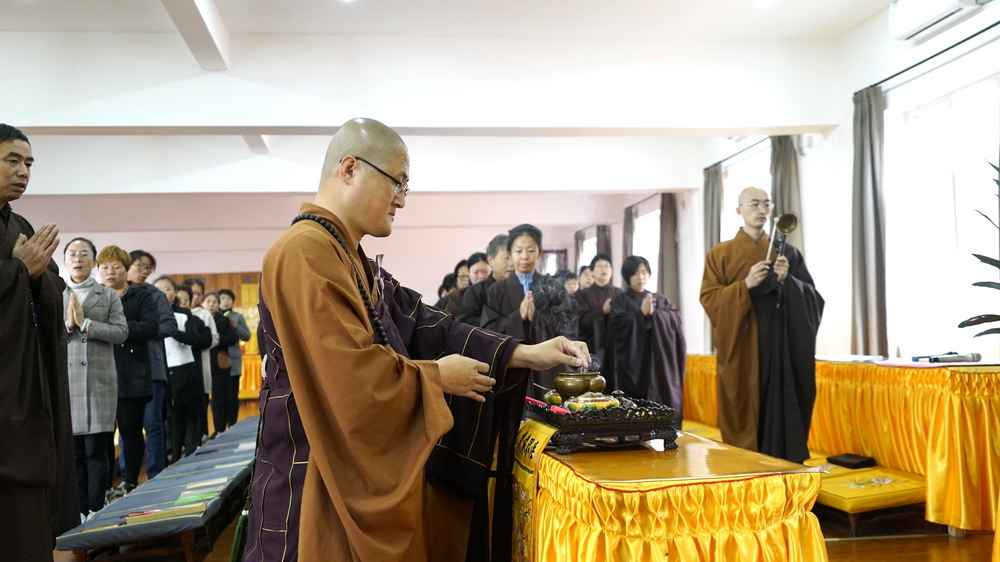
[684,355,1000,530]
[531,434,827,562]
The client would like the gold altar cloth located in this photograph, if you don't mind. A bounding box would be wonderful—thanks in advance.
[531,433,827,561]
[684,355,1000,530]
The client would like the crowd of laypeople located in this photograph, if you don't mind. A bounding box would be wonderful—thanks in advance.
[430,224,687,409]
[62,239,250,521]
[60,226,683,527]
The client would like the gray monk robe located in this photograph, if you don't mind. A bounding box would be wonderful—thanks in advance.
[0,203,78,561]
[241,204,525,562]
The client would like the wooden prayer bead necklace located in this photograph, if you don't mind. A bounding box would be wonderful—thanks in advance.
[291,213,389,345]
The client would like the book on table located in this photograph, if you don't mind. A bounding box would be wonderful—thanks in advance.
[122,501,208,524]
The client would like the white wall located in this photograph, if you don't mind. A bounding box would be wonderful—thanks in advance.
[794,2,1000,355]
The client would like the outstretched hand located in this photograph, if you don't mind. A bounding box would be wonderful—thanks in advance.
[508,336,591,371]
[435,354,495,403]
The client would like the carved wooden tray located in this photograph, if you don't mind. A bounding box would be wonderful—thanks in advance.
[525,398,678,454]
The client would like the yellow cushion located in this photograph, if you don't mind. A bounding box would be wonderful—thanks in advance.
[816,467,926,514]
[680,420,723,442]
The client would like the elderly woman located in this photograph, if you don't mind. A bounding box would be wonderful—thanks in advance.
[609,255,686,423]
[63,237,128,518]
[98,245,159,495]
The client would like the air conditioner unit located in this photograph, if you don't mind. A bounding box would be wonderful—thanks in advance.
[888,0,991,42]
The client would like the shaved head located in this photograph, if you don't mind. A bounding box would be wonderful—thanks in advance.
[320,118,407,183]
[738,186,769,205]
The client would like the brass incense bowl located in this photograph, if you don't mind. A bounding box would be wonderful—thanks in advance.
[553,372,606,402]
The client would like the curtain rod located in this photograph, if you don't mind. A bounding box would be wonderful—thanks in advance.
[707,136,770,170]
[868,18,1000,90]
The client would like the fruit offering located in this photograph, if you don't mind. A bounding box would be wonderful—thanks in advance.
[563,392,620,412]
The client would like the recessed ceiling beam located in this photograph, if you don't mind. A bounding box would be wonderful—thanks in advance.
[161,0,230,71]
[242,134,271,154]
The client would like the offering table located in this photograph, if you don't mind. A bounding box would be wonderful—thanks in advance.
[682,355,1000,532]
[523,432,827,562]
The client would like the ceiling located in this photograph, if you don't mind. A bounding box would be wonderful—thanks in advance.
[1,0,893,41]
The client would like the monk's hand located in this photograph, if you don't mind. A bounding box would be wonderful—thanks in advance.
[602,297,612,314]
[744,260,770,289]
[509,336,591,371]
[435,354,494,403]
[641,293,654,316]
[519,290,535,321]
[774,255,789,284]
[11,223,60,279]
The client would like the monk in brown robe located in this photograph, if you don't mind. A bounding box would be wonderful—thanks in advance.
[241,118,589,562]
[700,187,823,463]
[0,124,79,562]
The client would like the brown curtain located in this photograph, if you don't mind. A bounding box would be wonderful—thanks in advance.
[574,229,586,271]
[703,164,723,254]
[596,225,612,256]
[851,86,889,357]
[769,135,804,253]
[658,193,681,309]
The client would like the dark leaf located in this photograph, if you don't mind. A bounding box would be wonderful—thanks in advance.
[972,281,1000,290]
[975,327,1000,337]
[975,211,1000,230]
[973,254,1000,269]
[958,314,1000,328]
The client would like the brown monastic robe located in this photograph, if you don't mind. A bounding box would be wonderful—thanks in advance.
[699,228,823,458]
[700,229,769,450]
[243,204,522,562]
[0,203,77,560]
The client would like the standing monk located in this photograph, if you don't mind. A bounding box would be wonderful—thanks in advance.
[241,118,589,562]
[0,123,79,561]
[700,187,823,463]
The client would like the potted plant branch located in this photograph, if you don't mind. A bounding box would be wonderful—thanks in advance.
[958,163,1000,337]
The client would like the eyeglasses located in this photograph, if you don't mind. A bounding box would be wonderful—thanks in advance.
[65,251,93,259]
[741,201,772,211]
[132,263,155,274]
[350,156,410,198]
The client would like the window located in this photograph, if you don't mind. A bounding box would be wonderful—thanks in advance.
[632,209,661,292]
[720,140,772,241]
[580,235,597,272]
[884,74,1000,361]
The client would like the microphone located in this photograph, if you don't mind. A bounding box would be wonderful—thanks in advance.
[912,352,982,363]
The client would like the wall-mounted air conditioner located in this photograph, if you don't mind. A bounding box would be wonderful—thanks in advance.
[889,0,992,42]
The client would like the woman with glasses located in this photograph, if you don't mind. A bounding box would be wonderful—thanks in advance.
[98,245,158,495]
[63,238,128,518]
[609,255,686,423]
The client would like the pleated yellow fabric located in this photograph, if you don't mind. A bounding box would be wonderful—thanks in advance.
[683,354,719,426]
[924,366,1000,530]
[532,453,827,562]
[684,356,1000,531]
